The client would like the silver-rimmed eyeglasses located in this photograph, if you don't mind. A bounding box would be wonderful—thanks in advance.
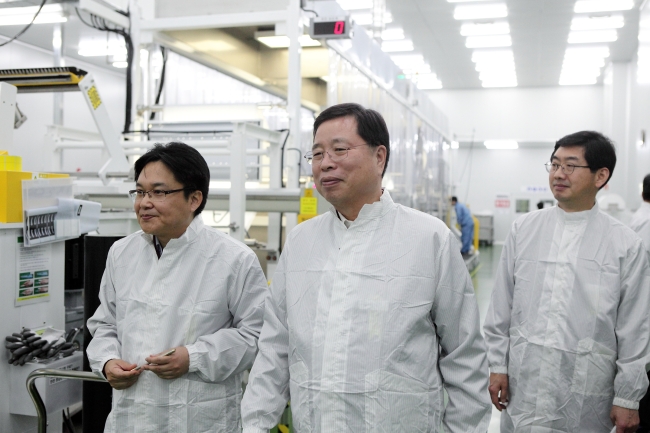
[128,188,191,203]
[304,144,368,165]
[545,162,590,175]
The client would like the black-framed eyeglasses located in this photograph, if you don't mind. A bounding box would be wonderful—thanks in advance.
[304,144,369,165]
[545,162,590,175]
[128,188,191,203]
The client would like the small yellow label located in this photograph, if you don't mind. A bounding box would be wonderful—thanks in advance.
[300,197,318,215]
[87,86,102,110]
[304,189,314,197]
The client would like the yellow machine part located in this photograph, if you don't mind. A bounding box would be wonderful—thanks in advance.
[0,67,88,93]
[472,214,480,252]
[0,171,32,223]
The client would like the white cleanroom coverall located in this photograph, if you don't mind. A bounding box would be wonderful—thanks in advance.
[631,201,650,256]
[484,204,650,433]
[87,216,268,433]
[241,191,491,433]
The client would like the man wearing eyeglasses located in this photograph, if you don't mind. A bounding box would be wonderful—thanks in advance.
[86,142,267,433]
[484,131,650,433]
[241,103,491,432]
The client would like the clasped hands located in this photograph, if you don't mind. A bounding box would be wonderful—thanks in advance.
[103,346,190,390]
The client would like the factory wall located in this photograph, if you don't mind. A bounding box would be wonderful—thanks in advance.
[1,39,126,173]
[428,86,610,243]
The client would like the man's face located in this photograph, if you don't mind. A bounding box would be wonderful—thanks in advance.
[549,146,608,211]
[134,161,200,241]
[312,116,386,212]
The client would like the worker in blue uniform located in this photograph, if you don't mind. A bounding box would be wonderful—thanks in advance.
[452,196,474,257]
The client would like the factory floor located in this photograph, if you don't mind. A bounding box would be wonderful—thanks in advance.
[471,244,504,432]
[67,245,505,433]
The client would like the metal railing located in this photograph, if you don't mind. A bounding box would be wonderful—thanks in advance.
[26,368,107,433]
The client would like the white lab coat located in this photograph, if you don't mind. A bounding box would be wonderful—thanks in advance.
[241,191,491,433]
[631,201,650,256]
[87,216,267,433]
[484,204,650,432]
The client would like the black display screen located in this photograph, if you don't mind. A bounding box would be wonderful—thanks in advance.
[313,20,346,36]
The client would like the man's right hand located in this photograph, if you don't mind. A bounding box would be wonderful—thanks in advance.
[488,373,509,411]
[103,359,141,390]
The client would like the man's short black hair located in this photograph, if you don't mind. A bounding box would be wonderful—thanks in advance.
[551,131,616,189]
[313,103,390,177]
[134,142,210,216]
[451,196,458,203]
[643,174,650,201]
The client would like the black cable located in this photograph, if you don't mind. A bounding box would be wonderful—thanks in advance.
[0,0,47,48]
[75,7,133,134]
[302,8,319,16]
[149,46,168,121]
[286,147,303,179]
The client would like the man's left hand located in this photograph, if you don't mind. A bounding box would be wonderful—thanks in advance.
[610,405,639,433]
[143,346,190,380]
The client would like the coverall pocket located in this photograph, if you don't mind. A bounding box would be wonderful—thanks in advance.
[570,338,617,396]
[289,361,312,432]
[364,370,429,433]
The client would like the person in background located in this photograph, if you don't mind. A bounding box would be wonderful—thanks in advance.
[87,142,267,433]
[630,174,650,257]
[451,196,475,257]
[537,201,544,210]
[630,173,650,433]
[484,131,650,433]
[241,103,491,433]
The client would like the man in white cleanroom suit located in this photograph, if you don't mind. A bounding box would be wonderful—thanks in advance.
[87,142,267,433]
[241,103,491,432]
[484,131,650,433]
[631,174,650,257]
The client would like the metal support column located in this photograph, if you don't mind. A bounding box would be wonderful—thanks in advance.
[52,23,64,126]
[229,124,247,242]
[285,0,302,236]
[0,83,16,152]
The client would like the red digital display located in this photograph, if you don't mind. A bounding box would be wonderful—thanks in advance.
[313,20,348,37]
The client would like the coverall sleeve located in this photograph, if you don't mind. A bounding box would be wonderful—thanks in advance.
[612,238,650,410]
[240,245,291,433]
[86,248,122,379]
[185,251,268,383]
[483,224,517,374]
[431,232,491,433]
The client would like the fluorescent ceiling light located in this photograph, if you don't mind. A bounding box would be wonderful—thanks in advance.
[78,40,126,57]
[454,3,508,20]
[571,15,624,31]
[460,21,510,36]
[255,33,320,48]
[484,140,518,149]
[565,46,610,57]
[568,29,617,43]
[350,13,372,26]
[416,73,443,89]
[381,39,414,52]
[574,0,634,13]
[189,40,237,52]
[0,4,66,25]
[382,28,405,40]
[112,61,128,68]
[466,34,511,48]
[451,141,460,149]
[336,0,372,10]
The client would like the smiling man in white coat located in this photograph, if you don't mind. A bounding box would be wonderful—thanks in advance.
[86,142,268,433]
[241,103,491,432]
[484,131,650,433]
